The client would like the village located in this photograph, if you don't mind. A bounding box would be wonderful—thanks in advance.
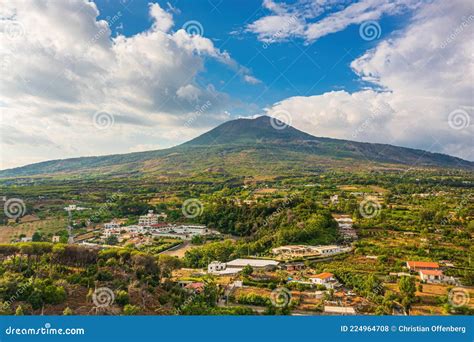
[42,205,465,316]
[3,183,471,316]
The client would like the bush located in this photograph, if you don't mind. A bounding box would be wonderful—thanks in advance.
[236,293,271,306]
[123,304,140,315]
[115,290,129,306]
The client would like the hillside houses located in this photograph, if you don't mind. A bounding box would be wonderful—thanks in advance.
[138,210,167,226]
[406,260,457,285]
[208,259,279,276]
[418,269,457,285]
[309,272,339,289]
[101,218,218,242]
[333,215,357,240]
[271,245,351,259]
[406,261,439,271]
[150,224,218,240]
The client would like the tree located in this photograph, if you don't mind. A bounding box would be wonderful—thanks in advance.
[32,231,42,242]
[398,276,416,299]
[202,281,219,307]
[105,235,119,245]
[398,276,416,314]
[44,285,67,304]
[242,265,253,277]
[158,255,182,278]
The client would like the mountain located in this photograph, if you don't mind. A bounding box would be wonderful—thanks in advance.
[1,116,472,179]
[182,115,316,146]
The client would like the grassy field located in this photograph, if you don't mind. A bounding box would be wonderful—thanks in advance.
[0,217,66,243]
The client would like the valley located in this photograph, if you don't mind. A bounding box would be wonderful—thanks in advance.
[0,117,472,316]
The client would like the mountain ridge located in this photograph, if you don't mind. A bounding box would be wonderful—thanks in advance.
[1,116,472,178]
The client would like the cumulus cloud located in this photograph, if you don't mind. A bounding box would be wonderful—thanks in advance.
[266,0,474,161]
[0,1,258,169]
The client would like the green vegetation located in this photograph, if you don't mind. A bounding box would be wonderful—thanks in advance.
[0,118,472,316]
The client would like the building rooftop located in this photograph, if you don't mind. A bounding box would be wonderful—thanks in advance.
[313,245,341,250]
[309,272,334,279]
[419,269,443,276]
[226,258,279,268]
[324,306,356,314]
[407,261,439,269]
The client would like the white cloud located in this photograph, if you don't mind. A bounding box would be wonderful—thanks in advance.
[248,0,419,43]
[0,1,257,169]
[244,75,262,84]
[266,0,474,161]
[149,2,174,32]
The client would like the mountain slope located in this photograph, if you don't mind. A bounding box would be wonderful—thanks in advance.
[1,116,472,178]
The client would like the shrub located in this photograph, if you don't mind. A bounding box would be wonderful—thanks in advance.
[123,304,140,315]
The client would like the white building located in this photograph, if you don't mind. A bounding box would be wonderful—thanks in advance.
[139,210,160,226]
[104,221,121,229]
[225,258,279,270]
[64,204,89,211]
[103,229,120,238]
[272,245,314,257]
[207,258,279,275]
[150,224,215,240]
[138,211,168,226]
[312,245,343,256]
[324,306,356,315]
[272,245,349,258]
[419,270,443,283]
[309,272,338,289]
[208,261,226,273]
[418,270,456,284]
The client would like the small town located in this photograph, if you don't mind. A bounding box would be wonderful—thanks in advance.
[2,185,471,317]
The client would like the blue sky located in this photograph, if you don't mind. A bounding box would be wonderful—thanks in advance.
[94,0,408,113]
[1,0,472,168]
